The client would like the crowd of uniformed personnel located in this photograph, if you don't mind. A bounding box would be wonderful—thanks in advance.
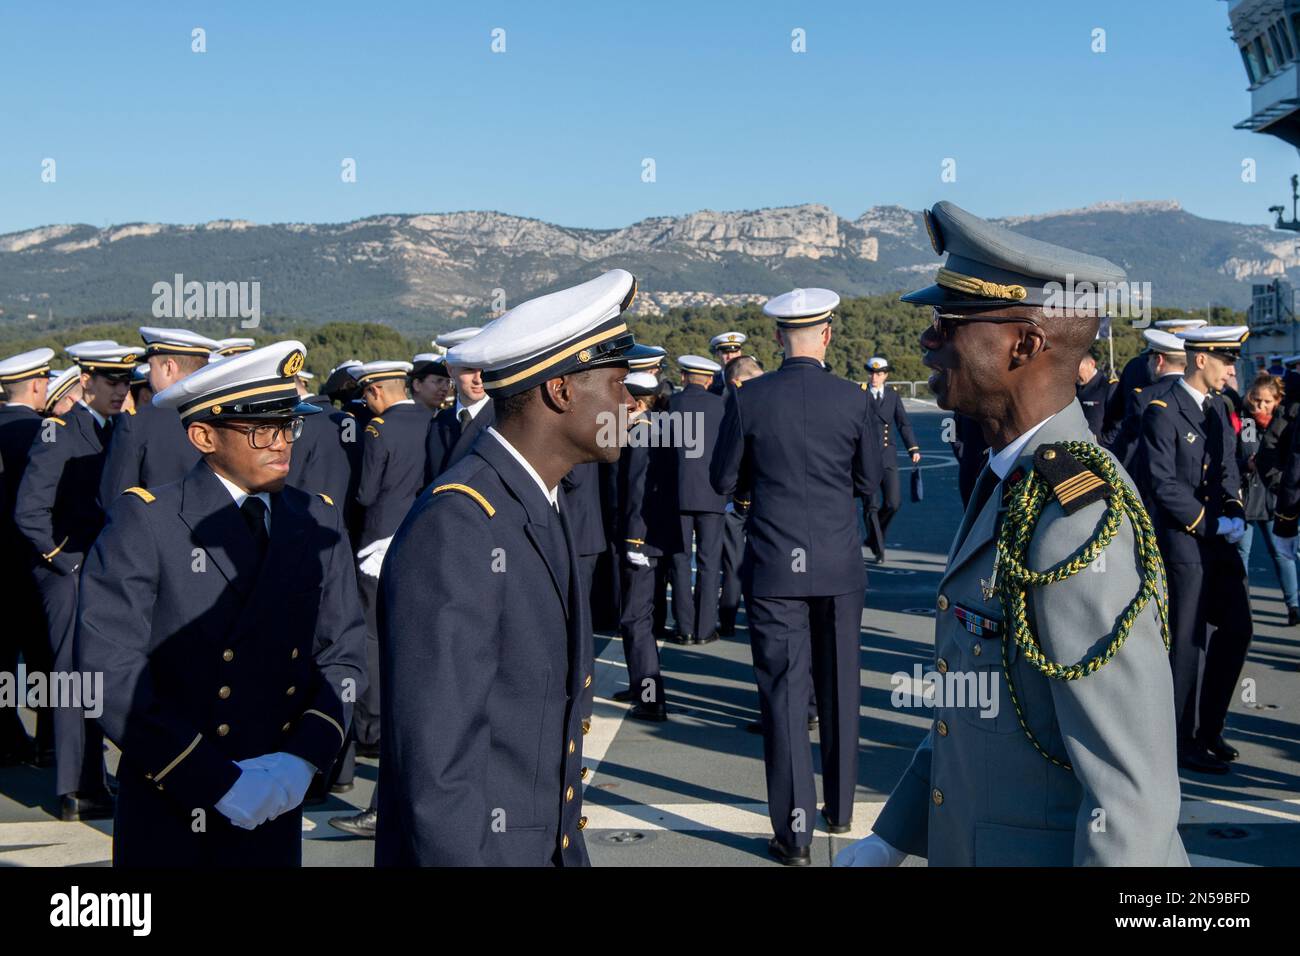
[0,201,1289,866]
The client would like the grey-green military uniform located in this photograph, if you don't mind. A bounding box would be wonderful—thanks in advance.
[874,400,1188,866]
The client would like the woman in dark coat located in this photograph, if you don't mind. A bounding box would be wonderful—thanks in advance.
[1238,373,1299,625]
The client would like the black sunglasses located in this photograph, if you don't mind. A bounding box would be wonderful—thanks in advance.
[929,308,1040,341]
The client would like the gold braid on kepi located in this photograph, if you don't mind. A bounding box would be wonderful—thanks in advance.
[993,441,1169,771]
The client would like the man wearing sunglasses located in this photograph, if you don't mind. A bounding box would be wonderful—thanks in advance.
[77,340,367,866]
[838,201,1185,867]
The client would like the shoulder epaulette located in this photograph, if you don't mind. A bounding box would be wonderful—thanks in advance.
[860,382,868,390]
[734,379,743,389]
[1033,444,1110,515]
[317,493,334,506]
[123,486,155,503]
[431,482,495,517]
[126,406,137,415]
[47,416,66,426]
[371,416,384,425]
[365,423,381,437]
[1108,376,1119,384]
[1149,399,1167,408]
[1133,387,1142,394]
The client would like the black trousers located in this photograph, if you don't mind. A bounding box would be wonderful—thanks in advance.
[746,591,863,848]
[865,462,901,551]
[0,567,53,754]
[36,567,105,797]
[652,562,669,635]
[719,509,747,630]
[355,570,382,746]
[618,556,665,705]
[1168,538,1254,748]
[669,511,724,639]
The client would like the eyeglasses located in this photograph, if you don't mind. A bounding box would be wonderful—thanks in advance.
[212,417,304,448]
[930,308,1039,341]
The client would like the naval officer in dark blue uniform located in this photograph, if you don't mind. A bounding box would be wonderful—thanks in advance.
[0,349,56,766]
[15,342,145,819]
[1110,329,1187,475]
[711,287,882,865]
[98,327,220,506]
[77,340,367,865]
[424,327,493,483]
[862,356,920,562]
[667,354,727,644]
[377,269,641,866]
[285,370,353,510]
[1140,325,1252,775]
[613,370,681,722]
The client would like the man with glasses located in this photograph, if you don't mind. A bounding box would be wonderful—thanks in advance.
[77,340,366,865]
[838,201,1185,867]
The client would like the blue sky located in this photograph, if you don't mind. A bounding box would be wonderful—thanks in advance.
[0,0,1289,233]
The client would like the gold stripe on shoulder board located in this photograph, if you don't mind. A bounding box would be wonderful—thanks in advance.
[317,493,334,506]
[432,483,495,517]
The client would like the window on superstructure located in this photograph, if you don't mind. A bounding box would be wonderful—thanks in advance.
[1277,20,1296,61]
[1242,42,1261,83]
[1256,35,1276,75]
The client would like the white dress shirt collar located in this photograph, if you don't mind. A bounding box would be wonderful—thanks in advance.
[213,471,272,531]
[486,427,559,508]
[989,414,1057,480]
[78,400,106,428]
[1178,377,1208,410]
[455,394,490,422]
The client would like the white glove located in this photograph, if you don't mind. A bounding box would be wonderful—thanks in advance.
[724,501,736,515]
[1225,518,1247,545]
[625,550,650,567]
[1277,535,1298,561]
[833,833,906,868]
[215,766,283,830]
[357,536,392,579]
[1216,517,1234,537]
[235,752,318,820]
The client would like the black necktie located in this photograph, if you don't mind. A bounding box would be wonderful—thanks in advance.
[240,497,270,558]
[95,419,111,445]
[459,408,471,428]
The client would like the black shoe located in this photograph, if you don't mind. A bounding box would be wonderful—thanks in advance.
[745,719,763,734]
[820,807,851,834]
[329,781,355,794]
[669,631,696,645]
[328,809,377,837]
[1205,736,1239,762]
[628,701,668,722]
[611,688,637,703]
[767,837,811,866]
[868,551,885,564]
[694,631,719,646]
[61,791,114,822]
[354,742,381,759]
[1178,746,1230,775]
[718,616,737,637]
[32,746,56,768]
[1289,606,1300,627]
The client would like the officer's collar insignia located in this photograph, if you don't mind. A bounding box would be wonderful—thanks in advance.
[1033,443,1110,515]
[1000,466,1027,504]
[954,603,1002,637]
[1186,432,1197,443]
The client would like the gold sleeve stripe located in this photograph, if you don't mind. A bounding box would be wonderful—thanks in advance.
[317,493,334,506]
[154,732,203,783]
[431,483,495,517]
[1150,399,1167,408]
[1186,506,1205,533]
[124,487,155,503]
[303,709,346,747]
[625,538,645,545]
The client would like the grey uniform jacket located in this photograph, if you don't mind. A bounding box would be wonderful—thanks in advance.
[873,400,1187,866]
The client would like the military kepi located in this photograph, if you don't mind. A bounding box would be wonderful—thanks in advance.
[1177,325,1249,359]
[0,347,55,384]
[447,269,639,398]
[67,342,146,377]
[153,340,322,422]
[763,288,840,327]
[903,200,1126,310]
